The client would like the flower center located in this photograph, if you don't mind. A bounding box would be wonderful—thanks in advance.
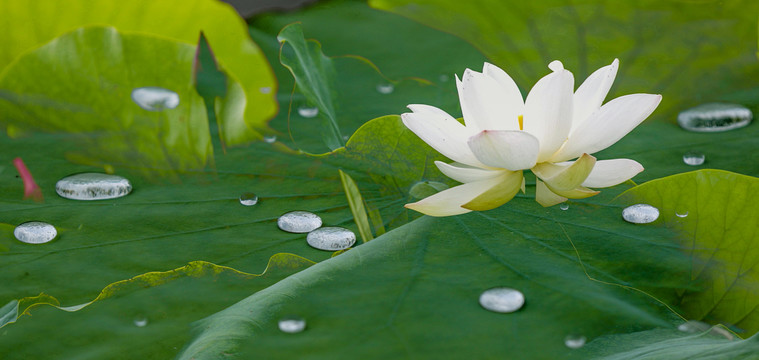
[518,115,524,131]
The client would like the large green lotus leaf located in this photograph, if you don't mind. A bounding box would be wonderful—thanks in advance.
[621,170,759,335]
[178,204,691,359]
[0,0,275,145]
[575,328,759,359]
[0,27,214,177]
[0,256,314,359]
[2,0,759,358]
[369,0,759,121]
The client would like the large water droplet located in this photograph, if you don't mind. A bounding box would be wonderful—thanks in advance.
[278,316,306,333]
[622,204,659,224]
[133,316,148,327]
[559,203,569,211]
[676,211,689,218]
[409,181,449,199]
[682,151,705,166]
[564,334,587,349]
[297,106,319,118]
[131,87,180,111]
[239,192,258,206]
[306,227,356,251]
[277,211,322,233]
[677,103,752,132]
[14,221,57,244]
[263,135,277,144]
[376,83,394,94]
[479,287,525,313]
[56,173,132,200]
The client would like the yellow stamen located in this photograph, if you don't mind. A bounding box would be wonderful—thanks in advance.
[518,115,524,130]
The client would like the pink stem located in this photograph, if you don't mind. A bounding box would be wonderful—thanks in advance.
[13,157,43,202]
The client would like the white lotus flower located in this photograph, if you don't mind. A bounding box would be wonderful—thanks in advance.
[402,59,661,216]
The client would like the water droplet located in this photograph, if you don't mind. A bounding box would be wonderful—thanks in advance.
[678,320,710,333]
[559,203,569,211]
[263,135,277,144]
[278,316,306,333]
[277,211,322,233]
[259,87,272,94]
[14,221,57,244]
[682,151,706,166]
[56,173,132,200]
[131,87,180,111]
[297,106,319,118]
[239,192,258,206]
[479,287,525,313]
[409,181,449,199]
[677,103,752,132]
[376,83,394,94]
[439,74,450,82]
[133,316,148,327]
[342,135,350,141]
[564,334,587,349]
[622,204,659,224]
[306,227,356,251]
[676,211,689,218]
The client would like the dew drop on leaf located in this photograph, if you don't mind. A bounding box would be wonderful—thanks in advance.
[622,204,659,224]
[14,221,57,244]
[277,211,322,233]
[682,151,705,166]
[130,87,180,111]
[677,320,710,333]
[564,334,586,349]
[133,316,148,327]
[239,192,258,206]
[376,83,394,94]
[677,103,752,132]
[278,316,306,333]
[56,173,132,200]
[559,203,569,211]
[479,287,525,313]
[259,87,272,94]
[306,227,356,251]
[297,106,319,118]
[263,135,277,144]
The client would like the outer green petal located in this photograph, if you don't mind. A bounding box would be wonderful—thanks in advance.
[532,153,596,191]
[462,170,523,211]
[535,179,566,207]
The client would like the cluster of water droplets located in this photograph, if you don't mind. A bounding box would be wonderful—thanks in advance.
[277,211,356,251]
[15,172,136,245]
[676,102,751,165]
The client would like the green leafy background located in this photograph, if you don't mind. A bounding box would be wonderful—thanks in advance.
[1,0,758,359]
